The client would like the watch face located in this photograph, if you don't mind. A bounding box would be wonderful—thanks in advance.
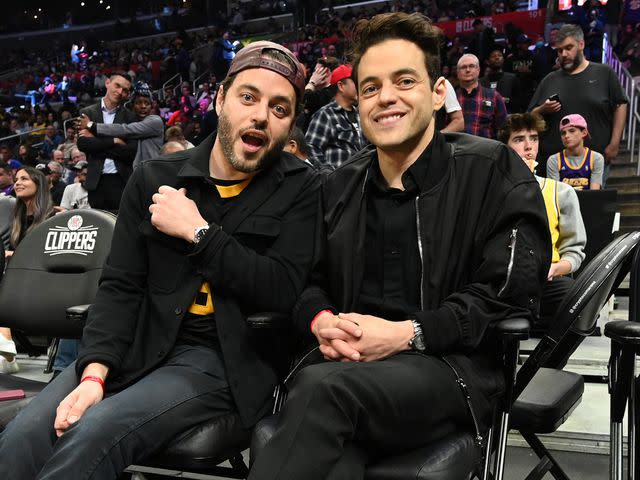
[194,227,209,244]
[412,335,426,352]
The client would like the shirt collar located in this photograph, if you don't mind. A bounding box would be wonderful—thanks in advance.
[366,131,445,194]
[101,97,119,114]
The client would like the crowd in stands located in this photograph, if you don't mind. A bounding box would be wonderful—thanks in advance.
[0,3,633,479]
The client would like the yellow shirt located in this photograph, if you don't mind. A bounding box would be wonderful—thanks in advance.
[539,177,560,263]
[187,177,252,315]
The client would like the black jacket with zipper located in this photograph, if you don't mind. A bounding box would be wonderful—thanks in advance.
[293,131,551,432]
[76,133,320,428]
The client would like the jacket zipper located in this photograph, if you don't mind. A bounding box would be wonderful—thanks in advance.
[440,356,484,447]
[414,197,482,446]
[415,196,425,310]
[497,228,518,297]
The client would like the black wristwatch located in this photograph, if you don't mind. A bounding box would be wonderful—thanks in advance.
[409,319,426,352]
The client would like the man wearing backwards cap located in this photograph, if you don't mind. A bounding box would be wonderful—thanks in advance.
[546,113,604,190]
[305,63,367,169]
[0,41,320,480]
[78,81,164,168]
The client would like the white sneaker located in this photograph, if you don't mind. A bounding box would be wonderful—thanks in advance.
[0,357,19,374]
[0,335,16,362]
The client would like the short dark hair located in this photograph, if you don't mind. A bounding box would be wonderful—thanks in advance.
[497,113,547,144]
[287,126,309,156]
[0,162,11,175]
[109,71,133,84]
[348,12,442,88]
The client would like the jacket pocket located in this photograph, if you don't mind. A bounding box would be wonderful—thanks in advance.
[233,215,281,254]
[139,219,185,292]
[498,224,542,311]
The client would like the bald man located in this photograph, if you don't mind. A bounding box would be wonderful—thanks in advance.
[455,53,507,139]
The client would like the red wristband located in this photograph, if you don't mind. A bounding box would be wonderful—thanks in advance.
[81,375,105,392]
[310,309,332,333]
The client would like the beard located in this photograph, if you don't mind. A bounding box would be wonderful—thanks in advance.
[217,111,288,174]
[561,50,584,72]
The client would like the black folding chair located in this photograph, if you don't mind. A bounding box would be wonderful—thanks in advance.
[604,231,640,480]
[495,231,640,480]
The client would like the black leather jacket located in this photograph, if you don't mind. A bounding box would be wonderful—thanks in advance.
[293,132,551,432]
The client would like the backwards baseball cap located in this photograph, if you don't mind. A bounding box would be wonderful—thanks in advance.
[226,41,306,103]
[330,64,353,85]
[560,114,590,137]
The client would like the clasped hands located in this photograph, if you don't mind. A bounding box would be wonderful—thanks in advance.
[313,311,414,362]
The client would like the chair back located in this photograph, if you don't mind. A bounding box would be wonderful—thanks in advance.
[575,188,617,274]
[0,209,116,338]
[514,231,640,399]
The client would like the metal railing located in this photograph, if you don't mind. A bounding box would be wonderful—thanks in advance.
[604,34,640,174]
[0,126,48,145]
[160,73,182,102]
[192,70,211,97]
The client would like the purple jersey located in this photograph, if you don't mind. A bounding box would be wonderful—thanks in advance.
[557,148,593,190]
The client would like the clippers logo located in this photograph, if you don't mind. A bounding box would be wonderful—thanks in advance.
[44,215,98,256]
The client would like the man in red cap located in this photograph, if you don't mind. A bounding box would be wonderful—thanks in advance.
[0,41,320,480]
[305,63,367,170]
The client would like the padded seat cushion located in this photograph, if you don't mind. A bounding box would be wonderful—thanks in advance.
[510,368,584,434]
[251,415,480,480]
[0,374,47,429]
[366,432,480,480]
[145,412,251,472]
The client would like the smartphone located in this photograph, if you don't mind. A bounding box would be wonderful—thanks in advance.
[0,389,26,401]
[548,94,561,103]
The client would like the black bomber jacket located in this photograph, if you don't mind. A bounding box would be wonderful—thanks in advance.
[293,131,551,433]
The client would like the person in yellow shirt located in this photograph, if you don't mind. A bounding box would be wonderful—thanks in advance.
[499,112,586,328]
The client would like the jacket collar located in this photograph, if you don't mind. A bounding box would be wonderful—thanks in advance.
[176,131,311,234]
[363,130,450,194]
[177,131,308,182]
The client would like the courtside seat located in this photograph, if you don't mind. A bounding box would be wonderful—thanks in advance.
[0,209,116,429]
[251,415,480,480]
[510,369,584,434]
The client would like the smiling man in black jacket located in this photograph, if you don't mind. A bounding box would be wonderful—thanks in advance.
[0,42,319,480]
[249,13,551,480]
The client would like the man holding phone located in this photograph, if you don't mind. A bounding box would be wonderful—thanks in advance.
[529,24,628,179]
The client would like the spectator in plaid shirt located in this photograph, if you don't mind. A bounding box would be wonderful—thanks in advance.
[305,64,367,169]
[455,54,507,139]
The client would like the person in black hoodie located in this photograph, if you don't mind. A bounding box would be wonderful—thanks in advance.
[249,12,550,479]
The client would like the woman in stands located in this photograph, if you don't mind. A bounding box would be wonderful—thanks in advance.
[0,167,53,374]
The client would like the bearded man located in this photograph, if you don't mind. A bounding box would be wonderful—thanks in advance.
[0,41,320,480]
[528,23,628,179]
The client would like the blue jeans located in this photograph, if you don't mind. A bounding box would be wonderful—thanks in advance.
[0,344,235,480]
[52,339,80,372]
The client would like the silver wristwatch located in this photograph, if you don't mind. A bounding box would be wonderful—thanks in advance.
[192,225,210,244]
[409,319,426,352]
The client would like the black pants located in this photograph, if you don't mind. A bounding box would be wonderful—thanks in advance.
[538,275,574,330]
[0,345,235,480]
[248,352,469,480]
[88,174,126,212]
